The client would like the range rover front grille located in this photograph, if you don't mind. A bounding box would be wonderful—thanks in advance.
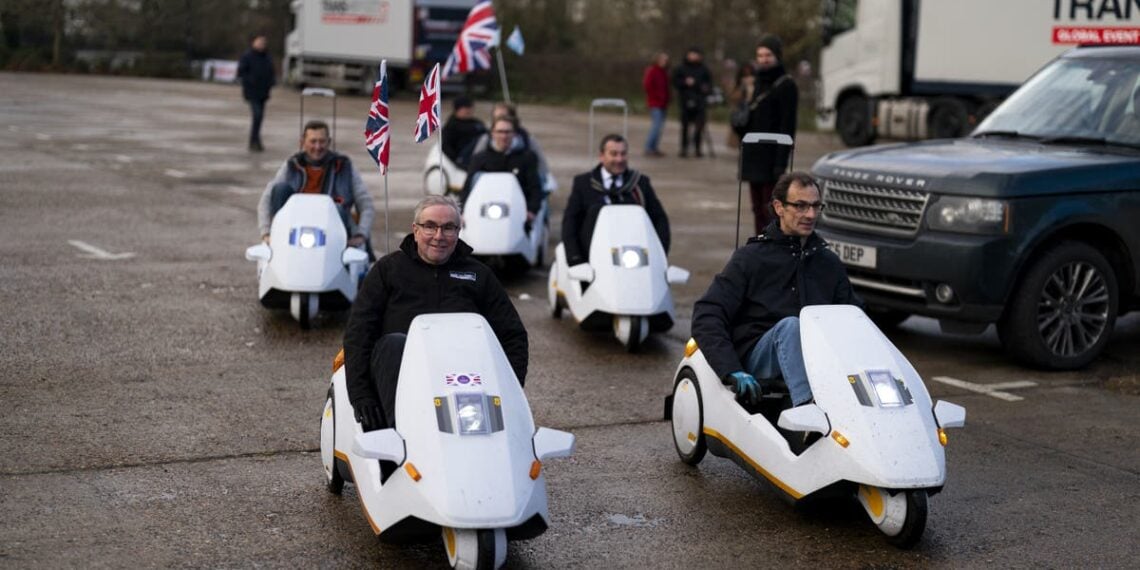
[820,178,930,236]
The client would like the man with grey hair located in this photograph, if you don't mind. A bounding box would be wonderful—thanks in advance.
[343,195,529,440]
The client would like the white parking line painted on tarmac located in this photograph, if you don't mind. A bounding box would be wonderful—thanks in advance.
[931,376,1037,402]
[164,169,188,178]
[116,154,133,163]
[227,185,258,195]
[68,240,136,260]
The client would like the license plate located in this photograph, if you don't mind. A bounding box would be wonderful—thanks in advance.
[827,239,877,269]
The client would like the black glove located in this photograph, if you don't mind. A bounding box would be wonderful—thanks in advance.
[354,402,385,432]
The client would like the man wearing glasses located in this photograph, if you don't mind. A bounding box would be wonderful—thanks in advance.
[691,172,860,410]
[459,116,544,227]
[342,195,529,437]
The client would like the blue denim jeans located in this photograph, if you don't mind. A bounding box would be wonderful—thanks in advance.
[247,98,266,146]
[743,317,813,405]
[646,107,665,152]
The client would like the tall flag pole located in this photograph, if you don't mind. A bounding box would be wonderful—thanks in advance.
[491,28,511,104]
[364,60,392,254]
[414,63,444,195]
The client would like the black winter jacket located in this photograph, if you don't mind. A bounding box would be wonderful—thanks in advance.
[562,165,670,266]
[743,64,798,183]
[691,223,861,379]
[672,60,713,111]
[343,234,529,408]
[237,48,275,102]
[459,145,544,216]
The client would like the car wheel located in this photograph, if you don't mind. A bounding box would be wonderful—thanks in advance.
[998,242,1118,370]
[837,95,875,147]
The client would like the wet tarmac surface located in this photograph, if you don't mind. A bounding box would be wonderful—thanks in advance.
[1,73,1137,568]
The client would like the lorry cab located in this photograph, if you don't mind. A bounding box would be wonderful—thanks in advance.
[811,46,1140,370]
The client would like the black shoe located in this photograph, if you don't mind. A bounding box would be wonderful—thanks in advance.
[249,141,264,152]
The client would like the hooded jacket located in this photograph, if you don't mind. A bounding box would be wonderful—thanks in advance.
[257,151,374,239]
[743,63,798,183]
[343,234,529,409]
[691,222,861,379]
[460,143,544,215]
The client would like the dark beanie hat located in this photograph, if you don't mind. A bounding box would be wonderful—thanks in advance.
[453,95,474,111]
[757,34,783,61]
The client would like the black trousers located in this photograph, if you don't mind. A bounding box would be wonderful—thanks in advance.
[247,98,266,146]
[369,333,407,430]
[680,106,707,155]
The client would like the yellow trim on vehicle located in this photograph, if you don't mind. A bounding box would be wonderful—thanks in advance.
[701,427,804,500]
[334,449,383,535]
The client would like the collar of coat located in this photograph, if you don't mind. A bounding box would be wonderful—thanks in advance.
[397,232,474,266]
[289,151,346,173]
[590,165,643,195]
[749,222,827,254]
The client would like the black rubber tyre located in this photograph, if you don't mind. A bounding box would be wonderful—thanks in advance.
[671,369,707,466]
[626,316,644,353]
[837,94,875,147]
[886,490,928,549]
[867,307,911,329]
[298,293,312,330]
[423,166,450,196]
[997,242,1118,370]
[474,529,496,570]
[928,97,970,139]
[324,386,345,495]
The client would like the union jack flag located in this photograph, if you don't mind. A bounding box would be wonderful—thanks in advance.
[441,1,499,79]
[364,60,390,174]
[414,63,441,144]
[445,373,483,386]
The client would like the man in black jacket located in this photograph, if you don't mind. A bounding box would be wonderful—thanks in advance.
[343,195,528,433]
[672,47,713,158]
[237,34,275,152]
[691,172,859,408]
[741,34,799,234]
[562,134,670,267]
[460,116,544,226]
[441,96,486,168]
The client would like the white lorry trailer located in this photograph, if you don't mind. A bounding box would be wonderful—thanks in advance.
[817,0,1140,146]
[283,0,477,92]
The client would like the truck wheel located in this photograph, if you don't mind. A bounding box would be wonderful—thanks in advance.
[837,95,875,146]
[998,242,1118,370]
[928,98,970,139]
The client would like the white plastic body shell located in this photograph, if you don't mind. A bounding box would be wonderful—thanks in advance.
[459,172,548,267]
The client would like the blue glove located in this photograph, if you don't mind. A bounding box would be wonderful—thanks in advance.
[727,371,761,405]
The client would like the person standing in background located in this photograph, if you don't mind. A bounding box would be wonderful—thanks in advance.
[237,34,275,153]
[642,52,670,158]
[672,47,712,158]
[741,34,798,234]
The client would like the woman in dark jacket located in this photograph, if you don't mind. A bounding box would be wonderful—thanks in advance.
[742,34,798,234]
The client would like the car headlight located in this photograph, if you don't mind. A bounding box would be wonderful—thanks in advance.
[481,202,509,219]
[289,227,327,248]
[611,246,648,268]
[926,196,1008,234]
[454,393,489,435]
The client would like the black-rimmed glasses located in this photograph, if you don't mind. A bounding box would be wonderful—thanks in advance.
[415,222,460,236]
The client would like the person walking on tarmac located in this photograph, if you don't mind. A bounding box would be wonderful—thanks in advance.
[343,195,528,438]
[562,134,670,268]
[237,34,275,152]
[642,52,671,157]
[672,47,712,158]
[739,34,799,235]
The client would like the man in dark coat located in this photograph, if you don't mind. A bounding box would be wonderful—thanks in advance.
[441,95,486,168]
[672,47,713,158]
[343,195,528,435]
[562,134,670,267]
[692,172,859,409]
[460,116,544,226]
[237,34,275,152]
[741,34,799,234]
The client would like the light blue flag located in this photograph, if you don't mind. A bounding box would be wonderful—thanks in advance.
[507,25,525,55]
